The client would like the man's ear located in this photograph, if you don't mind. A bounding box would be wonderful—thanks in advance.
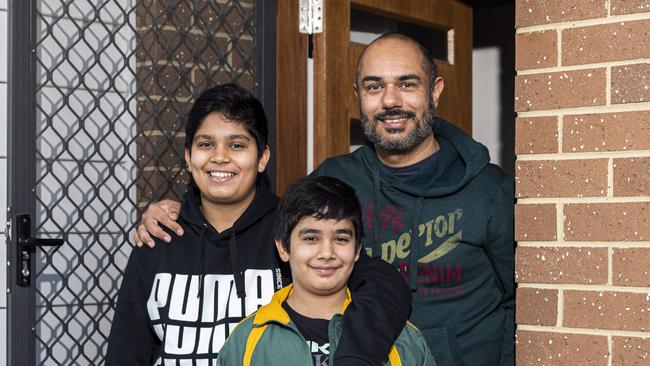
[257,145,271,173]
[275,239,290,262]
[184,149,191,172]
[353,82,359,99]
[432,76,445,108]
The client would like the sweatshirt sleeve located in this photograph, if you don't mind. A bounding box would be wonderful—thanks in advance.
[334,253,412,366]
[216,319,251,366]
[485,176,515,366]
[106,248,157,365]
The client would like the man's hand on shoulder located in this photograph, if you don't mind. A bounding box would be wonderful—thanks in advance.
[133,199,183,248]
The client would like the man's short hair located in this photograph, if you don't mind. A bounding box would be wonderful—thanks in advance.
[274,176,364,252]
[355,32,438,92]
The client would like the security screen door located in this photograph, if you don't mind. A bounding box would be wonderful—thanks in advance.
[6,0,274,364]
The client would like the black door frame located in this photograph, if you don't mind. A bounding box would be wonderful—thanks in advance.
[7,0,37,364]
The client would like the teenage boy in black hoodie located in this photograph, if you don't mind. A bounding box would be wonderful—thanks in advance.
[108,83,410,365]
[137,33,515,366]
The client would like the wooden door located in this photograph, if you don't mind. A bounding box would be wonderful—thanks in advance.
[274,0,472,193]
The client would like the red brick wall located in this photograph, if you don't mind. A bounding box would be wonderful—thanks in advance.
[515,1,650,364]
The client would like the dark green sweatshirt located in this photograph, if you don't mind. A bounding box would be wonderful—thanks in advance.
[314,118,514,366]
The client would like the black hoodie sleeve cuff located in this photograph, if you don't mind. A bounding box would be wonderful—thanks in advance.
[335,253,411,365]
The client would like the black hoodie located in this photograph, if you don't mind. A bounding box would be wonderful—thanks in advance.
[107,184,411,365]
[106,184,289,364]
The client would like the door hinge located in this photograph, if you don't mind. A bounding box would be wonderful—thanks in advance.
[4,218,10,242]
[299,0,323,34]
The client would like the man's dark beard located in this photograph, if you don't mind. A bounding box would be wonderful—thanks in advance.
[360,102,436,153]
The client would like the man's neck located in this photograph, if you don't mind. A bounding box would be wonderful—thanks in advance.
[376,135,440,168]
[286,287,348,320]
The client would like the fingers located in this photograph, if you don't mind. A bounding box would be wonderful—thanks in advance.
[156,215,183,238]
[133,231,144,248]
[132,199,183,248]
[160,200,183,236]
[134,222,156,248]
[143,217,172,244]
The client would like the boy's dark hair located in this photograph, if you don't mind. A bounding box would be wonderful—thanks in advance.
[185,83,268,155]
[184,83,269,188]
[275,176,364,252]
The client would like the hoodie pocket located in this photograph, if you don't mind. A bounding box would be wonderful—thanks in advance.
[420,327,465,366]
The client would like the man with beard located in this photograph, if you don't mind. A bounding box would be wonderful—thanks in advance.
[136,33,514,366]
[313,33,514,366]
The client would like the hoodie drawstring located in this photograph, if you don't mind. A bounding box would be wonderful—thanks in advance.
[229,232,246,298]
[198,224,208,294]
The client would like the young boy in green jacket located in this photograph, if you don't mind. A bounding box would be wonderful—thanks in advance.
[217,176,435,366]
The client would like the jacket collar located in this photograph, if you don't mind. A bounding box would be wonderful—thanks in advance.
[253,284,352,326]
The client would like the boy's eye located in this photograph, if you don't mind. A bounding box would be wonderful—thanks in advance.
[335,236,351,243]
[302,235,318,242]
[229,142,246,150]
[197,141,213,149]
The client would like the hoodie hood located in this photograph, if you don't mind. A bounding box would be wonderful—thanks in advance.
[180,184,279,236]
[359,117,491,198]
[179,183,280,298]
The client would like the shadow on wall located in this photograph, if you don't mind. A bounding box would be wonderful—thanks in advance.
[473,3,516,176]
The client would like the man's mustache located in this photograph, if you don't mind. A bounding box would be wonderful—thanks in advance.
[373,109,416,121]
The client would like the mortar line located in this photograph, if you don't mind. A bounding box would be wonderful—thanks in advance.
[517,150,650,160]
[608,158,614,197]
[557,29,562,67]
[607,0,612,17]
[608,335,613,366]
[516,12,650,33]
[517,283,650,292]
[517,241,650,248]
[518,196,650,204]
[557,115,563,153]
[518,324,650,337]
[557,289,564,327]
[556,203,564,243]
[517,59,650,75]
[608,246,613,286]
[516,102,650,117]
[606,66,612,106]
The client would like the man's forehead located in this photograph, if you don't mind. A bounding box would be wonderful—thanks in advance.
[358,39,426,79]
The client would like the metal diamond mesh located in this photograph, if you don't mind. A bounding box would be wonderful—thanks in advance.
[32,0,257,364]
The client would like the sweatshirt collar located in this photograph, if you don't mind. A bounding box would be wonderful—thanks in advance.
[253,284,352,326]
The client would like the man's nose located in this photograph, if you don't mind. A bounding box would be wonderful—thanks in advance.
[381,85,402,109]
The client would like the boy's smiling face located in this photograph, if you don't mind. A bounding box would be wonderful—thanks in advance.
[185,112,269,207]
[276,216,360,297]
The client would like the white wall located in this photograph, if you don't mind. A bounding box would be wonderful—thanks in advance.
[471,4,516,177]
[0,0,8,363]
[472,47,503,165]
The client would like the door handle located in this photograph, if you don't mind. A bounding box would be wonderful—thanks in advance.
[16,214,64,287]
